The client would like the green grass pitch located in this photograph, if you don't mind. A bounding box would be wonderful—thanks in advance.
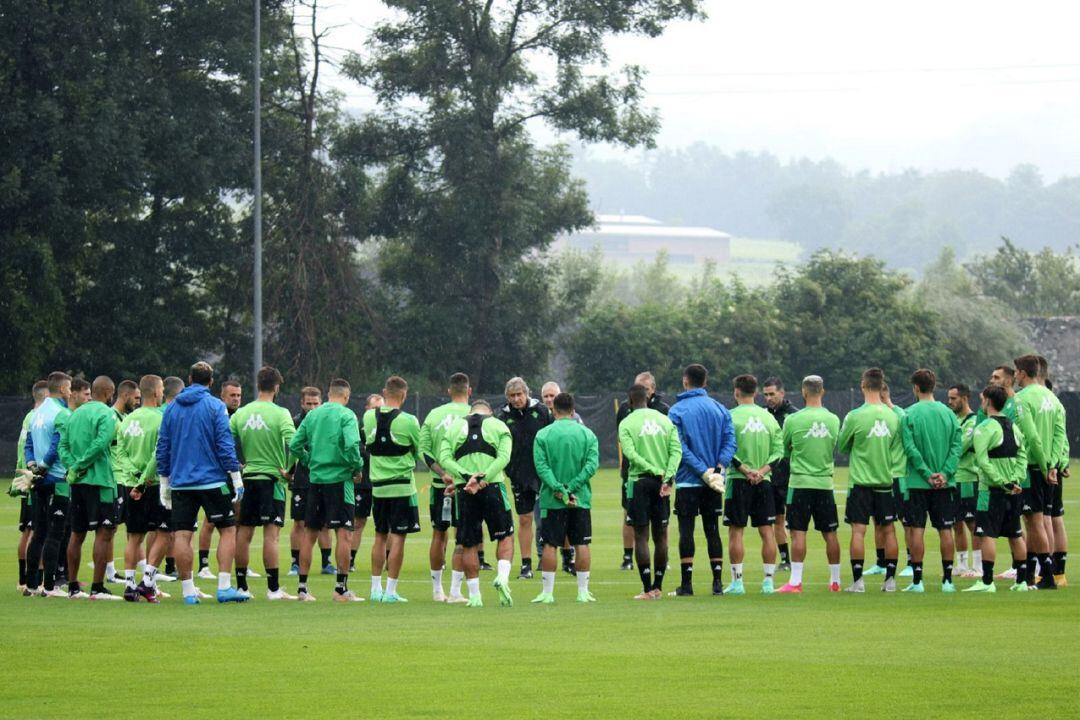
[2,467,1079,719]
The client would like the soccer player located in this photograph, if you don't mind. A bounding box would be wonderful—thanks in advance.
[880,382,913,577]
[159,375,185,581]
[1036,355,1068,587]
[1013,354,1065,589]
[900,368,962,593]
[350,393,382,571]
[963,385,1031,592]
[105,379,141,583]
[498,377,552,579]
[24,372,74,597]
[197,379,244,579]
[438,400,515,607]
[531,392,599,603]
[947,383,980,577]
[619,383,683,600]
[763,377,796,571]
[156,362,247,604]
[419,373,471,601]
[538,380,578,573]
[13,380,48,593]
[288,378,364,602]
[288,387,334,577]
[363,375,422,603]
[777,375,842,594]
[230,366,296,600]
[59,376,120,599]
[667,364,736,597]
[723,374,781,594]
[837,368,902,592]
[615,371,670,570]
[69,378,91,408]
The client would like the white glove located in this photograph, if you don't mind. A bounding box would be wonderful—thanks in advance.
[703,467,726,495]
[159,476,172,510]
[230,471,244,503]
[10,469,33,495]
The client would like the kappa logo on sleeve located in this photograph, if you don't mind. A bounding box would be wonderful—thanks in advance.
[804,422,833,439]
[243,414,269,431]
[867,420,892,438]
[639,420,664,437]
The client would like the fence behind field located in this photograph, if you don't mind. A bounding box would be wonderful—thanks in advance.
[4,389,1079,473]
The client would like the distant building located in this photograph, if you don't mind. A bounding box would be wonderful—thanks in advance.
[561,214,731,265]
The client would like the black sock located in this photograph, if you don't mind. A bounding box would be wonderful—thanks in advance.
[561,548,574,565]
[18,559,26,586]
[885,558,897,580]
[522,557,532,569]
[335,573,347,594]
[267,567,279,593]
[623,548,633,562]
[778,543,790,564]
[653,568,665,592]
[638,565,652,593]
[236,567,248,591]
[1026,553,1037,582]
[298,573,309,592]
[321,548,331,566]
[680,561,693,588]
[350,549,357,566]
[198,550,209,569]
[1038,553,1054,580]
[912,561,923,585]
[942,559,953,583]
[711,561,723,585]
[290,549,300,565]
[69,581,81,594]
[1013,559,1027,585]
[982,560,995,585]
[851,559,863,582]
[1054,551,1067,574]
[875,548,886,567]
[90,582,106,594]
[165,556,176,575]
[906,548,912,566]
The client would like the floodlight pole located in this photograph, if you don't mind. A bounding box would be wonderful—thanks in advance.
[252,0,263,383]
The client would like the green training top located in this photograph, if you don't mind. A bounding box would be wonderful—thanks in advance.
[617,408,682,496]
[289,401,364,484]
[973,416,1027,490]
[976,395,1018,425]
[16,409,33,471]
[888,405,907,481]
[954,413,979,484]
[838,402,901,489]
[728,403,783,487]
[533,418,600,510]
[230,400,295,481]
[900,399,962,490]
[438,414,513,485]
[58,400,118,488]
[1014,384,1067,475]
[419,401,471,469]
[362,407,421,498]
[114,405,164,487]
[782,406,840,490]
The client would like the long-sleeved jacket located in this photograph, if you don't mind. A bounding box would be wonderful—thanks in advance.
[497,398,552,493]
[901,399,962,490]
[616,393,669,481]
[290,401,364,484]
[668,388,736,488]
[618,408,682,486]
[533,418,600,510]
[973,416,1027,490]
[58,400,117,487]
[766,397,797,485]
[156,384,240,490]
[25,397,69,482]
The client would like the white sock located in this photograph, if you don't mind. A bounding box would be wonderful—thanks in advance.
[576,570,590,592]
[217,572,230,590]
[431,569,443,593]
[496,559,511,585]
[466,577,481,598]
[386,577,398,596]
[136,559,146,575]
[105,561,117,578]
[763,563,776,578]
[371,576,383,595]
[956,555,968,571]
[732,563,743,581]
[143,565,158,589]
[791,562,805,585]
[828,564,841,584]
[973,549,982,567]
[124,569,136,589]
[450,570,464,597]
[542,571,556,594]
[182,578,196,597]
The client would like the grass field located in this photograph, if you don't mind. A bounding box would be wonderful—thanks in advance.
[3,467,1079,719]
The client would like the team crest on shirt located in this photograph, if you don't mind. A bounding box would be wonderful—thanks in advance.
[639,420,664,437]
[867,420,891,438]
[743,417,768,433]
[804,422,832,439]
[123,421,145,438]
[243,414,269,431]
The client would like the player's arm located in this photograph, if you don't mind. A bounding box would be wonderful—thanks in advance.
[942,415,962,478]
[155,411,172,478]
[664,423,683,481]
[717,405,737,469]
[669,408,710,478]
[213,405,241,473]
[973,424,1007,489]
[782,423,793,459]
[24,428,36,466]
[341,412,364,473]
[1052,403,1067,470]
[567,432,600,495]
[481,422,513,479]
[1016,401,1047,474]
[837,415,855,455]
[41,428,62,469]
[532,434,567,496]
[288,415,311,467]
[901,414,932,481]
[763,418,784,474]
[406,416,422,464]
[418,419,438,470]
[437,422,466,479]
[57,422,76,471]
[617,422,649,475]
[278,411,296,472]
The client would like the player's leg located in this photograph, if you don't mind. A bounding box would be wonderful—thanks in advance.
[263,520,291,599]
[197,514,214,579]
[24,486,50,592]
[66,529,86,595]
[726,525,745,594]
[650,519,669,597]
[297,524,319,600]
[173,529,197,600]
[620,478,634,571]
[632,523,652,599]
[848,522,867,591]
[123,529,145,598]
[674,487,697,596]
[234,525,254,595]
[937,525,956,590]
[383,531,408,602]
[752,483,777,592]
[1052,515,1068,585]
[429,486,450,595]
[823,530,841,591]
[514,488,535,579]
[318,528,334,574]
[210,487,243,601]
[333,525,360,601]
[570,508,593,601]
[701,493,725,595]
[932,489,957,591]
[773,481,790,571]
[779,489,809,592]
[490,485,516,606]
[90,527,118,598]
[533,530,558,603]
[954,518,969,574]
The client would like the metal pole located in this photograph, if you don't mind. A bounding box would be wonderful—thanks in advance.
[252,0,263,382]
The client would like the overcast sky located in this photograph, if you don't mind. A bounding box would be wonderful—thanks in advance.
[315,0,1080,180]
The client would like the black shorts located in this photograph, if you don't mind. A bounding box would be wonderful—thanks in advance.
[172,486,236,533]
[905,487,957,530]
[540,508,592,547]
[620,473,630,510]
[239,479,286,527]
[19,495,32,531]
[512,487,537,515]
[290,485,308,521]
[355,483,373,519]
[771,476,789,516]
[892,478,912,527]
[70,484,119,534]
[122,487,171,534]
[457,483,515,547]
[429,485,458,532]
[957,482,978,522]
[304,482,355,531]
[626,476,671,528]
[30,484,69,539]
[975,488,1023,539]
[844,485,897,526]
[372,495,420,535]
[675,485,723,519]
[1022,467,1054,516]
[723,480,776,528]
[1049,474,1065,518]
[786,488,838,533]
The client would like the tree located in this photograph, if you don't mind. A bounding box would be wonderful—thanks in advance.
[968,238,1080,318]
[342,0,705,389]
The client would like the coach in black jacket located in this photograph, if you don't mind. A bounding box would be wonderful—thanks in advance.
[497,377,553,578]
[763,376,797,570]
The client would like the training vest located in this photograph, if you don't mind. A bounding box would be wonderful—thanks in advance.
[368,408,412,457]
[988,416,1019,459]
[454,415,498,459]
